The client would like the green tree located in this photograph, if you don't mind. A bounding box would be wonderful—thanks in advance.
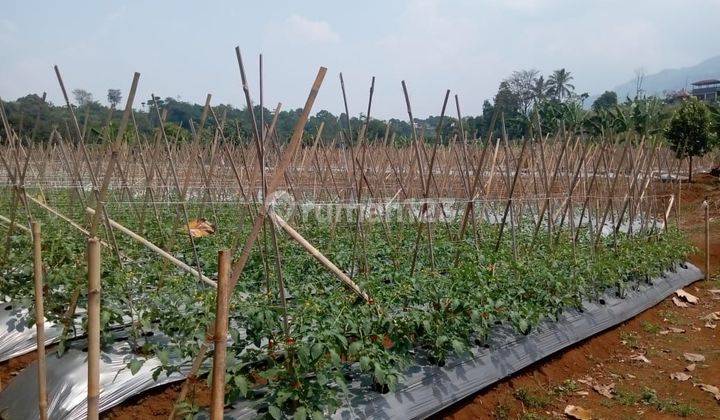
[547,69,575,101]
[665,98,717,182]
[592,91,617,112]
[107,89,122,108]
[71,89,94,107]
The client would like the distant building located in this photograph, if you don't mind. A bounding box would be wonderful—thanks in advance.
[690,79,720,102]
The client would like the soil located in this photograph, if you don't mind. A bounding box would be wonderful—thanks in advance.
[102,379,210,419]
[0,350,39,389]
[2,174,718,419]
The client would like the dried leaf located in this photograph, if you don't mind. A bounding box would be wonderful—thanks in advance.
[577,376,594,386]
[686,363,696,372]
[684,353,705,362]
[564,405,593,420]
[700,312,720,321]
[668,326,686,333]
[593,382,615,399]
[696,383,720,401]
[670,372,692,381]
[576,391,590,396]
[659,326,686,335]
[672,297,689,308]
[675,289,699,304]
[709,289,720,300]
[630,353,651,364]
[186,218,215,238]
[705,322,717,329]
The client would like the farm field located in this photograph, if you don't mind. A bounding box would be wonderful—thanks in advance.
[445,173,720,420]
[1,49,719,420]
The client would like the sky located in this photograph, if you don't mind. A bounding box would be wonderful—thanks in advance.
[1,0,719,119]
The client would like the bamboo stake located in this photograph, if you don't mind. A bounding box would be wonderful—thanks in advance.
[0,213,31,234]
[32,222,48,420]
[210,250,231,420]
[228,65,327,289]
[704,198,710,281]
[270,210,372,303]
[84,207,217,287]
[87,236,101,420]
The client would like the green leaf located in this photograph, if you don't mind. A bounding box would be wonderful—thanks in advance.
[310,342,324,360]
[268,405,282,420]
[374,364,385,384]
[348,341,362,355]
[359,356,371,372]
[518,319,530,334]
[128,358,144,375]
[451,339,465,354]
[294,406,307,420]
[157,350,170,365]
[329,349,341,366]
[234,375,248,397]
[316,372,328,386]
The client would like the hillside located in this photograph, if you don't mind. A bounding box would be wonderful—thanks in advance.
[613,55,720,100]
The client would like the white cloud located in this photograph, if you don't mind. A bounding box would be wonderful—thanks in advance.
[285,15,340,44]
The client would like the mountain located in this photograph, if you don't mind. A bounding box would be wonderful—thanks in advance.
[610,55,720,101]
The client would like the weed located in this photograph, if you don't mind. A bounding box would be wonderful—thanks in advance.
[493,402,511,420]
[641,321,661,334]
[637,387,702,417]
[520,413,550,420]
[658,310,680,325]
[614,388,640,405]
[514,388,551,409]
[551,379,579,396]
[620,331,641,348]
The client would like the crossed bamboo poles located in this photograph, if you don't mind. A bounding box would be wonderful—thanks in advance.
[0,50,708,418]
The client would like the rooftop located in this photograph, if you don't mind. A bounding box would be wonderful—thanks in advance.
[691,79,720,86]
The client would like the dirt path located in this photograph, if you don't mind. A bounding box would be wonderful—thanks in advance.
[444,174,720,420]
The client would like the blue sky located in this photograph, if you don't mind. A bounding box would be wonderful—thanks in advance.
[1,0,719,118]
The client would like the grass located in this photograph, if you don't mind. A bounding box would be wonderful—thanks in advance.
[493,402,511,420]
[612,387,702,417]
[551,379,579,396]
[641,321,661,334]
[620,331,641,348]
[513,387,552,409]
[658,309,681,325]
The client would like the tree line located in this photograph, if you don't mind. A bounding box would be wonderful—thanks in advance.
[1,69,719,160]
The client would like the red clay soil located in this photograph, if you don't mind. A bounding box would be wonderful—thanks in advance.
[2,175,718,419]
[0,350,39,390]
[102,379,210,419]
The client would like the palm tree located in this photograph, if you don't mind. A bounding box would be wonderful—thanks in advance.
[548,69,575,101]
[531,76,549,103]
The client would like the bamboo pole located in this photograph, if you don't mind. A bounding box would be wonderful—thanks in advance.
[87,236,101,420]
[32,222,48,420]
[228,65,327,289]
[269,210,372,303]
[84,207,217,288]
[704,198,710,281]
[0,213,31,234]
[210,250,231,420]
